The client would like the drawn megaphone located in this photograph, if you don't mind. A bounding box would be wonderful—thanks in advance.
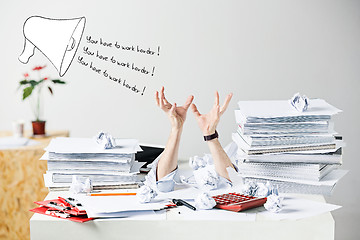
[19,16,86,77]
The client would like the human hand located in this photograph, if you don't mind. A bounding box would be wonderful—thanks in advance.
[191,91,233,135]
[155,86,194,130]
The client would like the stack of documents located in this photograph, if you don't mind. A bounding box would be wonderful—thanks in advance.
[41,137,144,191]
[232,98,347,195]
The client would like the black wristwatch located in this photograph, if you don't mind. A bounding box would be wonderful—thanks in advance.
[204,130,218,141]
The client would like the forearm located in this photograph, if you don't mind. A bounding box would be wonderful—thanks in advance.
[156,127,183,180]
[206,138,234,180]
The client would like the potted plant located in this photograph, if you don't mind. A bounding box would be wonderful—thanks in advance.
[18,65,66,136]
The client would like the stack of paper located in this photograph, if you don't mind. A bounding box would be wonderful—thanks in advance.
[41,137,144,191]
[231,98,347,195]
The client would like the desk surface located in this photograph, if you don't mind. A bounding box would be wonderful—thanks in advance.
[0,130,69,151]
[30,191,334,240]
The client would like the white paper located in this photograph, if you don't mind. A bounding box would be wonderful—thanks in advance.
[45,161,144,175]
[259,195,341,220]
[174,200,256,221]
[86,209,166,220]
[45,137,142,153]
[237,99,341,119]
[43,173,139,187]
[40,151,133,163]
[0,137,40,149]
[76,194,167,214]
[241,169,348,186]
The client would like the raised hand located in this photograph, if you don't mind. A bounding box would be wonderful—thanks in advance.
[155,86,194,130]
[191,91,233,135]
[154,86,194,180]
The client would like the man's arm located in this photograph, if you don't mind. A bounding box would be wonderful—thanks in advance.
[191,91,233,180]
[155,86,193,180]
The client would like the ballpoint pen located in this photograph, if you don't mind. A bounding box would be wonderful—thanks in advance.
[172,199,196,211]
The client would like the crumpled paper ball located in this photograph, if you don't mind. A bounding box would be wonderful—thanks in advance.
[193,165,220,190]
[242,180,278,198]
[69,176,93,194]
[264,194,283,213]
[255,182,270,198]
[241,180,258,196]
[83,178,93,193]
[137,185,158,203]
[290,93,309,112]
[189,154,213,170]
[94,131,115,149]
[180,175,196,185]
[195,192,216,210]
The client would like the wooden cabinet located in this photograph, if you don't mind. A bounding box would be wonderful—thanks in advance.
[0,131,69,240]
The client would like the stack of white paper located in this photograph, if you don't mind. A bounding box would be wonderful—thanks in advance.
[231,98,346,195]
[41,137,144,191]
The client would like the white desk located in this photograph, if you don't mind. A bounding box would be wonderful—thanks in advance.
[30,191,334,240]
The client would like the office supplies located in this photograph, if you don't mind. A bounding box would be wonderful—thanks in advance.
[212,193,267,212]
[90,192,137,196]
[172,199,196,211]
[30,206,93,222]
[30,197,93,222]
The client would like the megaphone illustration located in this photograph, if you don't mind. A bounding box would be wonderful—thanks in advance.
[19,16,86,77]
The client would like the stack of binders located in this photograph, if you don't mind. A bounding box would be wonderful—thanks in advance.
[231,98,347,195]
[41,137,144,191]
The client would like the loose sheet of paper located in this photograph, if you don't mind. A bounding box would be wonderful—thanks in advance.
[0,137,39,149]
[237,99,342,118]
[174,204,256,221]
[259,195,341,220]
[176,197,255,221]
[75,194,167,214]
[45,137,142,153]
[86,209,166,220]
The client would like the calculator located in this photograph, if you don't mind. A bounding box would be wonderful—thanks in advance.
[212,192,267,212]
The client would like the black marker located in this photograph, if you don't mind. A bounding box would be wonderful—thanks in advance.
[172,199,196,211]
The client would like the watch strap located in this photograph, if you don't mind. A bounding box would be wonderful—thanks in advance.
[204,130,218,141]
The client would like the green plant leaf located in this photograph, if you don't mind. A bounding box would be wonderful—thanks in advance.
[48,86,53,95]
[23,86,34,100]
[19,80,30,85]
[52,79,66,84]
[29,80,39,87]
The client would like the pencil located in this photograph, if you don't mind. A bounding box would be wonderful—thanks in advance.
[90,192,137,196]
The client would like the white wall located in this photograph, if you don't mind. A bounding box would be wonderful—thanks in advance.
[1,0,359,238]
